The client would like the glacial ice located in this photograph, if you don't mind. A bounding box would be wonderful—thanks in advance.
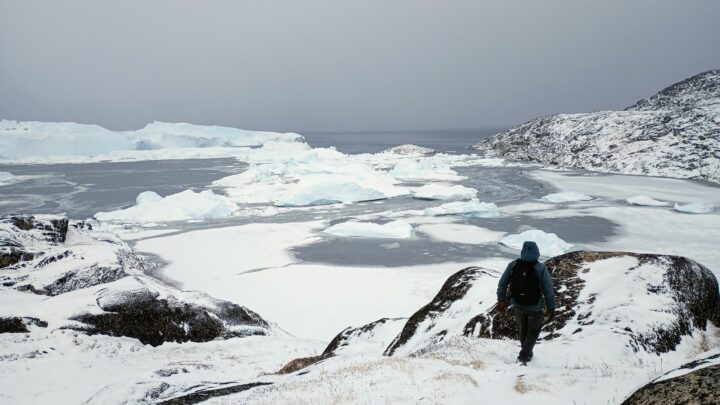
[540,191,594,203]
[500,229,573,257]
[411,184,477,200]
[424,198,501,218]
[388,158,464,181]
[275,173,409,207]
[0,171,15,185]
[625,195,670,207]
[673,202,715,214]
[95,190,238,222]
[324,220,414,239]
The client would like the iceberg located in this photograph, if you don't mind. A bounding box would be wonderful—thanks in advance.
[625,195,670,207]
[388,158,464,181]
[0,119,306,162]
[673,202,714,214]
[540,192,594,203]
[0,171,15,186]
[95,190,238,223]
[274,173,409,207]
[381,144,437,156]
[500,229,573,257]
[424,198,501,218]
[324,220,413,239]
[411,184,477,200]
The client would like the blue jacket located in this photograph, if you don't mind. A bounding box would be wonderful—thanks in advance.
[496,241,556,312]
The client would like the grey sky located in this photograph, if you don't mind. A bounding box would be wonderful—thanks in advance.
[1,1,719,132]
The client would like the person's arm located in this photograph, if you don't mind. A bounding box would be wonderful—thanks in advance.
[538,264,556,309]
[496,260,516,301]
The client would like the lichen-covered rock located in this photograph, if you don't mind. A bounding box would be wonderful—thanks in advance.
[470,70,720,183]
[622,353,720,405]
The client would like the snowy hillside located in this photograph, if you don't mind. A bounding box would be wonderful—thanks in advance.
[470,69,720,183]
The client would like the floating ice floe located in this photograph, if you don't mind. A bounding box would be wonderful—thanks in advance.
[0,171,15,186]
[411,184,477,200]
[95,190,238,223]
[500,229,573,257]
[381,144,437,156]
[324,220,414,239]
[274,172,409,207]
[424,198,501,218]
[388,158,464,181]
[416,223,505,244]
[625,195,671,207]
[673,202,715,214]
[540,191,594,203]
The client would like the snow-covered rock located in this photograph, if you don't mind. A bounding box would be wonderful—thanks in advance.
[500,229,572,257]
[411,184,478,200]
[323,317,407,356]
[388,158,464,181]
[540,191,593,203]
[471,69,720,183]
[625,195,671,207]
[673,201,715,214]
[323,220,413,239]
[95,190,238,223]
[381,144,437,156]
[0,214,273,347]
[275,173,409,207]
[424,198,501,218]
[622,352,720,404]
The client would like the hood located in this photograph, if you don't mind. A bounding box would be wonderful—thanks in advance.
[520,241,540,261]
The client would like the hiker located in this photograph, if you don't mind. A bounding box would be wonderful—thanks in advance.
[496,241,556,365]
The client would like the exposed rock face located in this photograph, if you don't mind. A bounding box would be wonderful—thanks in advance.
[382,144,437,156]
[1,214,274,345]
[470,69,720,183]
[622,353,720,405]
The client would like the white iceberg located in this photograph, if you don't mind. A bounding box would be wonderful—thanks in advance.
[673,202,714,214]
[0,171,15,186]
[381,144,437,156]
[500,229,573,257]
[417,224,505,245]
[424,198,501,218]
[540,192,594,203]
[625,195,670,207]
[388,158,464,181]
[95,190,238,223]
[411,184,477,200]
[275,173,409,207]
[324,220,413,239]
[0,119,305,162]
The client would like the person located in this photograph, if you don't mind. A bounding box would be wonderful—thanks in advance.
[496,241,556,365]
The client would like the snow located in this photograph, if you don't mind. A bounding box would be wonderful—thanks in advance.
[673,201,715,214]
[626,195,670,206]
[381,144,437,156]
[324,220,413,239]
[388,158,464,181]
[95,190,238,223]
[500,229,573,257]
[417,224,506,245]
[424,198,502,218]
[411,183,477,200]
[540,191,594,203]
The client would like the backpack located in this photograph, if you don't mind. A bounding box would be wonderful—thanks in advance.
[510,260,541,305]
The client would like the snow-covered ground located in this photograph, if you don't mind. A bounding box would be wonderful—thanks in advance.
[2,121,719,404]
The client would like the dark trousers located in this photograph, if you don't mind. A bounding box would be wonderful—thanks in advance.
[514,306,544,360]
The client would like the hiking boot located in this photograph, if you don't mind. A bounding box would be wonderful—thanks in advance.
[516,356,529,366]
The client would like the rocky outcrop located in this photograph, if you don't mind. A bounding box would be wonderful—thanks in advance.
[1,214,274,345]
[470,69,720,183]
[622,353,720,405]
[324,317,406,356]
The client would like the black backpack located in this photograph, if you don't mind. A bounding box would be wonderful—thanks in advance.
[510,260,541,305]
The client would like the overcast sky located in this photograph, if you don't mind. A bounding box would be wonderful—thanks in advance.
[1,1,719,132]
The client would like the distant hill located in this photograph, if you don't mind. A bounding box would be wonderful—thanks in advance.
[470,69,720,183]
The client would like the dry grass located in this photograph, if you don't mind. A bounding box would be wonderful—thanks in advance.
[513,375,549,394]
